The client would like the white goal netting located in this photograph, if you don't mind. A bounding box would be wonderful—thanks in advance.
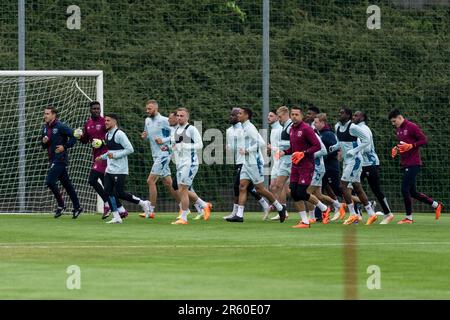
[0,73,102,213]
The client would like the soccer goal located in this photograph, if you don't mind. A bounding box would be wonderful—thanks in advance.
[0,70,104,214]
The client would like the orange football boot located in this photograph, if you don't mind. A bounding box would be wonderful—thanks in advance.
[435,202,443,220]
[343,215,359,225]
[397,218,414,224]
[322,207,331,224]
[203,202,213,221]
[139,212,155,219]
[365,215,378,225]
[339,203,347,220]
[292,222,311,229]
[171,219,188,225]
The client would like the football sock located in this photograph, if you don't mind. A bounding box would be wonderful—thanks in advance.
[194,203,203,214]
[300,211,309,224]
[196,197,207,208]
[316,201,327,212]
[332,200,341,210]
[236,205,245,218]
[112,211,121,220]
[365,204,375,216]
[181,210,189,221]
[259,198,270,211]
[272,200,283,211]
[348,203,356,215]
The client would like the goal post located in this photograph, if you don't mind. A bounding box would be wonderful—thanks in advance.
[0,70,104,214]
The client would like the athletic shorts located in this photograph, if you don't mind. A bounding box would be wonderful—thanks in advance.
[172,175,194,191]
[270,160,279,179]
[311,167,325,187]
[341,158,362,183]
[240,163,264,185]
[176,162,198,187]
[290,166,313,185]
[150,155,171,177]
[277,156,292,177]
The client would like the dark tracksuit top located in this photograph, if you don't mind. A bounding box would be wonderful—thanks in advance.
[41,119,76,165]
[318,125,340,173]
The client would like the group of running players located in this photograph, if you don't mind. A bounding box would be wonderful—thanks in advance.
[41,100,443,226]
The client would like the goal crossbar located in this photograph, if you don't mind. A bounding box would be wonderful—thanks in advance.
[0,70,104,112]
[0,70,103,77]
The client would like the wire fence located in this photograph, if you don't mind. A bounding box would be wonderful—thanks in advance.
[0,0,448,213]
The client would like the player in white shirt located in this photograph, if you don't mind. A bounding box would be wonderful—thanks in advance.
[166,111,212,221]
[306,117,343,224]
[139,100,179,218]
[304,105,327,222]
[267,110,282,184]
[96,113,151,224]
[268,106,292,221]
[329,107,378,225]
[353,111,393,224]
[138,110,211,221]
[225,107,287,223]
[170,108,204,225]
[224,108,270,220]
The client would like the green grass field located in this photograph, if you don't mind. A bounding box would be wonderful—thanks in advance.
[0,212,449,299]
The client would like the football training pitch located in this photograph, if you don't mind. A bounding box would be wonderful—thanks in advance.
[0,213,449,299]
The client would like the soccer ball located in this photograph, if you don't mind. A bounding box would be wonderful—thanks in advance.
[73,128,83,139]
[92,138,103,149]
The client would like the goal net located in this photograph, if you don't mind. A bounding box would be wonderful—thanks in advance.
[0,71,103,214]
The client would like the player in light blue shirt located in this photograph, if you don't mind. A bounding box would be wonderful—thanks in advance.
[223,108,270,220]
[225,107,287,223]
[170,107,207,225]
[329,107,377,225]
[167,111,212,222]
[353,111,393,224]
[306,130,342,223]
[96,113,151,223]
[140,100,179,218]
[268,106,292,220]
[268,111,282,182]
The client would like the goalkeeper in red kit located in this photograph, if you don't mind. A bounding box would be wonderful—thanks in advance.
[75,101,128,219]
[276,106,331,228]
[389,109,443,224]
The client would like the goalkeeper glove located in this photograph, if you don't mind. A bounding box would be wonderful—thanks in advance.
[398,142,413,153]
[291,151,305,165]
[391,146,399,158]
[92,138,105,149]
[73,128,83,139]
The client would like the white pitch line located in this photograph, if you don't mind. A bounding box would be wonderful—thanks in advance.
[1,242,450,249]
